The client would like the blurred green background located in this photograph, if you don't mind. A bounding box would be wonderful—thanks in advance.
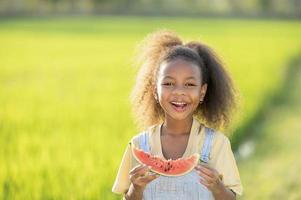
[1,1,301,199]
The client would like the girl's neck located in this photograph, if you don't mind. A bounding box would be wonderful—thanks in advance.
[161,115,193,136]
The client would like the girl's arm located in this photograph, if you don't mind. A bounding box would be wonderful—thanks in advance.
[210,182,236,200]
[195,164,236,200]
[124,184,144,200]
[124,165,159,200]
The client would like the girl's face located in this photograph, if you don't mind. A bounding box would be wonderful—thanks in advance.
[154,58,207,121]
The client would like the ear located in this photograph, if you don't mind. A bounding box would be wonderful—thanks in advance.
[199,83,207,101]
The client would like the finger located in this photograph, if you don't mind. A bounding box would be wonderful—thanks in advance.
[129,164,145,174]
[199,178,210,188]
[195,163,212,171]
[200,165,220,178]
[195,164,220,182]
[146,171,158,176]
[198,170,215,183]
[198,166,215,178]
[195,164,205,171]
[194,165,203,174]
[131,166,151,180]
[130,164,148,175]
[139,173,160,183]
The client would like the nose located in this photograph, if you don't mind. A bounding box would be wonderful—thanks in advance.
[172,85,186,96]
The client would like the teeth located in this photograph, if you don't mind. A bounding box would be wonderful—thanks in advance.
[171,102,187,105]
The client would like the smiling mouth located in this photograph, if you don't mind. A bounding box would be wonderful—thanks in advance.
[170,102,188,112]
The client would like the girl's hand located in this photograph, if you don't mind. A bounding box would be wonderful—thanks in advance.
[195,163,224,194]
[129,164,160,190]
[195,163,236,200]
[125,165,159,200]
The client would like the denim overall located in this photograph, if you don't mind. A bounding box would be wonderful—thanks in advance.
[139,127,215,200]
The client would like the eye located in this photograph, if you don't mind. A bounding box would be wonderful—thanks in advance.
[162,82,174,86]
[185,83,196,87]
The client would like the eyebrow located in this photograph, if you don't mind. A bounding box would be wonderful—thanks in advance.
[163,76,197,80]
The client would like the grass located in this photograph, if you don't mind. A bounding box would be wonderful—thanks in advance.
[0,16,300,199]
[238,55,301,199]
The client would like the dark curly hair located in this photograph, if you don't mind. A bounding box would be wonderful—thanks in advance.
[130,29,238,131]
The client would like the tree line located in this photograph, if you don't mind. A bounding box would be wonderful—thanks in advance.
[0,0,300,18]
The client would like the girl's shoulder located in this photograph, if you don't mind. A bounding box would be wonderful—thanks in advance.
[211,129,231,145]
[197,124,232,156]
[207,127,234,158]
[198,123,230,145]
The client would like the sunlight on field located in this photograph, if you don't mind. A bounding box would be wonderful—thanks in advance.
[238,59,301,199]
[0,17,300,199]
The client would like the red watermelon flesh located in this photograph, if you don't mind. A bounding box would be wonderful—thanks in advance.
[132,146,199,176]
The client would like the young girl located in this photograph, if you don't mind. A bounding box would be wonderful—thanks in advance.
[112,30,243,200]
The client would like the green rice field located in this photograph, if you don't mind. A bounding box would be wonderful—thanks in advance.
[0,16,300,199]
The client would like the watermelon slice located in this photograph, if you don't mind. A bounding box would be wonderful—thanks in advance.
[131,145,199,177]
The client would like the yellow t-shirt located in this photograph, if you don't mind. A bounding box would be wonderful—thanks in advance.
[112,117,243,196]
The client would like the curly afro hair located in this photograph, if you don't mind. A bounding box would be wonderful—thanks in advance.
[130,29,238,131]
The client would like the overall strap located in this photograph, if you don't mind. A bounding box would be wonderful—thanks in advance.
[139,132,150,153]
[200,127,214,163]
